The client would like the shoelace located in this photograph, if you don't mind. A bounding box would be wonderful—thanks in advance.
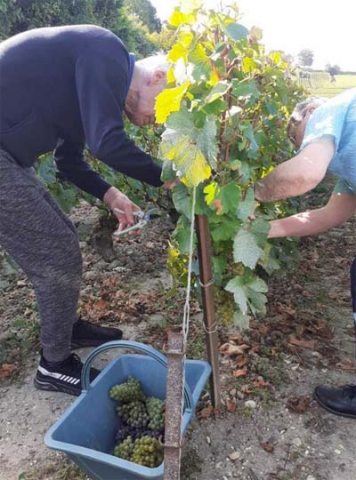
[62,353,83,373]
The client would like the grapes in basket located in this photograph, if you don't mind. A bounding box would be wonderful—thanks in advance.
[109,377,165,468]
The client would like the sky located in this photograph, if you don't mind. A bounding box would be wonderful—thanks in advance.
[149,0,356,72]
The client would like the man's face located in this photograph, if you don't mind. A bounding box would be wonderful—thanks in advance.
[125,71,166,127]
[288,105,317,149]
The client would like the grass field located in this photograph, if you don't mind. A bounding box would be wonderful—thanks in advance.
[301,71,356,97]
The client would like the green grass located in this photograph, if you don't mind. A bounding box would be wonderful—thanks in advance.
[306,72,356,97]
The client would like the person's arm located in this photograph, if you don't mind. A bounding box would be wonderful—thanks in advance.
[54,139,112,200]
[75,42,163,188]
[268,193,356,238]
[255,138,334,202]
[54,139,140,231]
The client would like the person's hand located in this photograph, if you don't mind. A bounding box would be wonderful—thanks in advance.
[103,186,141,233]
[163,178,180,190]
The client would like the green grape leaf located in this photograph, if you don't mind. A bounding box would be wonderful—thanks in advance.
[232,79,260,100]
[225,276,248,314]
[236,188,256,221]
[174,218,194,253]
[223,23,249,41]
[248,291,267,315]
[219,182,241,214]
[212,256,227,285]
[233,311,250,330]
[233,229,263,269]
[211,221,237,242]
[225,273,268,315]
[161,160,177,182]
[205,81,229,104]
[250,217,270,243]
[172,184,193,219]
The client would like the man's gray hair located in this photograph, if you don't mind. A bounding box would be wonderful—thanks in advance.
[287,96,327,144]
[290,96,326,122]
[136,54,169,73]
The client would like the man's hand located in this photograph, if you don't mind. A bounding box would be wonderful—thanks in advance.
[163,178,180,190]
[103,186,141,233]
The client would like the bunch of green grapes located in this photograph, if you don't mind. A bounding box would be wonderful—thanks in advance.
[131,436,164,468]
[110,377,145,403]
[113,436,134,460]
[117,400,149,428]
[146,397,165,431]
[214,288,235,325]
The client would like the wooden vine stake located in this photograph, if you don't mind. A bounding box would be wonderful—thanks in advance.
[163,331,185,480]
[195,214,220,407]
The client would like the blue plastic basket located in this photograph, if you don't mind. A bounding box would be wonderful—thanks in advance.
[45,340,211,480]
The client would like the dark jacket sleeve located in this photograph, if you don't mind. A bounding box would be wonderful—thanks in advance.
[54,139,112,200]
[74,40,163,189]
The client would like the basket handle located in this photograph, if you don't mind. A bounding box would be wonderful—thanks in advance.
[81,340,193,411]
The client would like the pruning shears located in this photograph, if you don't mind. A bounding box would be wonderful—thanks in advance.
[113,207,160,237]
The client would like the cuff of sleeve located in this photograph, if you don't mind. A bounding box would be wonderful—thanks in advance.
[95,180,113,201]
[145,163,163,187]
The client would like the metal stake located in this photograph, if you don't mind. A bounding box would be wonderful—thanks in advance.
[195,214,221,407]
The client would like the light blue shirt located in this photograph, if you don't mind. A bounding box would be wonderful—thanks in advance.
[300,88,356,194]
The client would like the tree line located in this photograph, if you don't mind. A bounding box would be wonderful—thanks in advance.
[0,0,161,56]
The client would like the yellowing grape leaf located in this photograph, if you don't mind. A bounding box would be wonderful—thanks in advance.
[155,82,190,124]
[181,0,202,12]
[168,43,188,63]
[169,9,195,27]
[160,130,211,186]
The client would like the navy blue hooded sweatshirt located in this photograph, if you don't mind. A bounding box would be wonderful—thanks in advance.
[0,25,163,199]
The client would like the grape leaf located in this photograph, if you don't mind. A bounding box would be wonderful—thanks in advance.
[223,23,249,41]
[236,188,256,221]
[233,229,263,269]
[155,82,190,124]
[225,276,248,314]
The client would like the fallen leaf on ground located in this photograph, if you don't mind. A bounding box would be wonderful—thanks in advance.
[220,343,249,356]
[253,377,269,389]
[226,399,237,413]
[233,368,248,378]
[198,405,214,419]
[286,395,312,413]
[260,440,274,453]
[235,356,248,368]
[336,359,356,372]
[0,363,17,380]
[288,335,315,350]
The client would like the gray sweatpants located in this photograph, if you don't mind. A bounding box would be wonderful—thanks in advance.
[0,148,82,362]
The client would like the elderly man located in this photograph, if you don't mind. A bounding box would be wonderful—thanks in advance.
[255,88,356,418]
[0,25,169,395]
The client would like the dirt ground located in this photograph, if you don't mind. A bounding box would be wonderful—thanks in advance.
[1,197,356,480]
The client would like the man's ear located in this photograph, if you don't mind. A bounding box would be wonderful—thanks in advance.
[303,103,318,116]
[150,70,166,85]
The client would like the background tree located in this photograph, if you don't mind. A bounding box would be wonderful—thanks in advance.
[0,0,158,56]
[123,0,161,33]
[297,48,314,67]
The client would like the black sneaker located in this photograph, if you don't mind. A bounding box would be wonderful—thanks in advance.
[34,353,100,396]
[71,318,123,349]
